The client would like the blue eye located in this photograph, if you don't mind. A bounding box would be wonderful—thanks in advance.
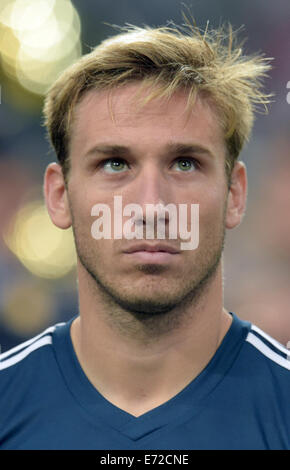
[103,158,128,173]
[174,158,198,172]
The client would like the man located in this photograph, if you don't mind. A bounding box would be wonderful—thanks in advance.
[0,22,289,450]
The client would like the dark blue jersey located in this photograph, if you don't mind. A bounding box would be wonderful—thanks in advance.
[0,312,289,450]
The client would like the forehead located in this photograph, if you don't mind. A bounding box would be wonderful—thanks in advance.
[70,84,225,157]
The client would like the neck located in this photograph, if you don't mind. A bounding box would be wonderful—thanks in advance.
[70,262,232,417]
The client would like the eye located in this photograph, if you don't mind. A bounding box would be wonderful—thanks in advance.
[173,158,199,172]
[102,158,128,173]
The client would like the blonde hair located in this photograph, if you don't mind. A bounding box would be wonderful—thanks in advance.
[43,21,272,183]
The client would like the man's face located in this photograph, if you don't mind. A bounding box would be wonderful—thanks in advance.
[66,84,231,314]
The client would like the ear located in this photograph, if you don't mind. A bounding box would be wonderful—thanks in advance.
[225,161,247,229]
[44,163,72,229]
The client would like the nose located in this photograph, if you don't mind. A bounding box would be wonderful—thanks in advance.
[137,163,169,204]
[127,163,172,236]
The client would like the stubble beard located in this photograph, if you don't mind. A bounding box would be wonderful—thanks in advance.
[71,210,226,338]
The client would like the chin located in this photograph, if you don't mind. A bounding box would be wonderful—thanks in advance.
[109,289,178,314]
[112,289,185,315]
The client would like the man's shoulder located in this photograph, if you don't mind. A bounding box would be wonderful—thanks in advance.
[244,322,290,368]
[238,320,290,387]
[0,322,66,381]
[0,321,73,447]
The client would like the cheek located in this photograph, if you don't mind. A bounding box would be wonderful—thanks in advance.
[68,189,95,243]
[198,191,227,232]
[69,181,103,220]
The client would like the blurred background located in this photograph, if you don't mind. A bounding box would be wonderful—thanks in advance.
[0,0,290,352]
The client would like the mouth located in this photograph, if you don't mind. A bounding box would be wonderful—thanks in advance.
[123,243,180,263]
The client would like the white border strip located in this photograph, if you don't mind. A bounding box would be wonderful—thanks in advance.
[246,332,290,370]
[0,323,65,360]
[250,324,290,355]
[0,336,53,370]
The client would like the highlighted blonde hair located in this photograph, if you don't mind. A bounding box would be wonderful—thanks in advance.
[43,21,272,183]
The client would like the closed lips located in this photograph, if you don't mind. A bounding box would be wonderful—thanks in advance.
[123,244,180,254]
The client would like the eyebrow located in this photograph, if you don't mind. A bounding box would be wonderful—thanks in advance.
[84,145,133,158]
[165,143,214,158]
[84,142,214,159]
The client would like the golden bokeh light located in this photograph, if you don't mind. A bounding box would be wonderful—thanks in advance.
[0,26,19,72]
[1,279,57,337]
[0,0,15,28]
[4,200,77,279]
[0,0,82,95]
[16,43,82,96]
[16,14,81,61]
[10,0,56,33]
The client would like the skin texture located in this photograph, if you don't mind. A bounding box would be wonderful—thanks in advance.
[44,84,247,416]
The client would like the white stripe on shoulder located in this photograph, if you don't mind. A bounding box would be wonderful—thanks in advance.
[0,336,52,371]
[250,324,290,355]
[0,322,65,360]
[246,332,290,370]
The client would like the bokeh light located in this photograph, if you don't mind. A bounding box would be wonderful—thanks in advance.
[1,279,57,337]
[0,0,82,95]
[4,200,76,278]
